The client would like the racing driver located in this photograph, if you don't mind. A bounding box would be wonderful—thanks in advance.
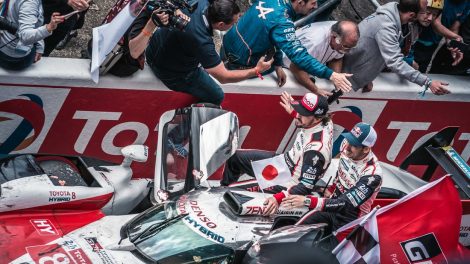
[282,122,383,234]
[221,91,333,215]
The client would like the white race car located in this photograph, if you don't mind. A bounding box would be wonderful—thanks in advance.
[2,106,468,264]
[0,144,152,215]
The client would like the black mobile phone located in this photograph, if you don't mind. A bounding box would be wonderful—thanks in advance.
[448,40,469,51]
[264,48,276,62]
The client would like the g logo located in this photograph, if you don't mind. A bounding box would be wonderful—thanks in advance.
[404,241,430,261]
[400,233,444,263]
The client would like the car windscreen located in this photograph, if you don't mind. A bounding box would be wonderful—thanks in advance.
[127,201,232,263]
[132,217,232,263]
[0,155,43,184]
[162,111,192,195]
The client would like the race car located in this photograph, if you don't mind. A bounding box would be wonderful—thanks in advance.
[0,144,152,215]
[2,106,469,264]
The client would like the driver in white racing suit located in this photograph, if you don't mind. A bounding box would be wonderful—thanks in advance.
[282,122,383,234]
[221,92,333,215]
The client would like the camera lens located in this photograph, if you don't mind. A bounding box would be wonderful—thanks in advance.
[171,15,189,31]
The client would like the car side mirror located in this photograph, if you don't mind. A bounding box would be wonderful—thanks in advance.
[121,145,148,167]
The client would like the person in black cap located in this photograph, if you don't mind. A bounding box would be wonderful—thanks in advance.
[281,122,383,235]
[221,91,334,215]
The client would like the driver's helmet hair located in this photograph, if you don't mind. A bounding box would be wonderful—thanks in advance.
[426,0,444,10]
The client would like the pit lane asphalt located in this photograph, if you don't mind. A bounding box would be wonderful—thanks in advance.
[51,0,395,59]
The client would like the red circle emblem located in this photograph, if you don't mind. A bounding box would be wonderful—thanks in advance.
[262,165,278,181]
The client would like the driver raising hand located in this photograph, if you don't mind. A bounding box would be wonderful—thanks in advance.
[221,91,334,216]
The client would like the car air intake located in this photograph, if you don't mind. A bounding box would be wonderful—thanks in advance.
[223,190,254,215]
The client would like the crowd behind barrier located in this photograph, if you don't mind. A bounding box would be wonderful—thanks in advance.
[1,0,470,244]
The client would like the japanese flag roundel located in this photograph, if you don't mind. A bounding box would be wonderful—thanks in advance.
[251,155,291,190]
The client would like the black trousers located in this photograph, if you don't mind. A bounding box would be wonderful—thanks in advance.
[221,149,276,186]
[43,17,77,56]
[413,42,438,73]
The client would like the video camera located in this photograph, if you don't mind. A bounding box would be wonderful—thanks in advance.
[0,16,17,35]
[146,0,197,31]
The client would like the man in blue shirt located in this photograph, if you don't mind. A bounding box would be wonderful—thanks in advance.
[222,0,353,92]
[146,0,272,105]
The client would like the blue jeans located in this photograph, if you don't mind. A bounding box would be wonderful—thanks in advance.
[149,66,224,105]
[146,49,224,105]
[0,47,36,71]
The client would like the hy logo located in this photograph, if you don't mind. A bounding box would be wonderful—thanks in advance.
[331,106,363,156]
[0,94,45,154]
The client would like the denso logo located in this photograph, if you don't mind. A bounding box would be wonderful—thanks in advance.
[189,200,217,228]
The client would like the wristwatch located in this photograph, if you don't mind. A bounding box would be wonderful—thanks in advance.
[304,197,311,207]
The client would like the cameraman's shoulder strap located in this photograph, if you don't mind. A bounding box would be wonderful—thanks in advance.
[102,0,131,24]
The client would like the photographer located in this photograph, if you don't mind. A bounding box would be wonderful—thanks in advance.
[107,1,189,77]
[145,0,273,105]
[0,0,63,70]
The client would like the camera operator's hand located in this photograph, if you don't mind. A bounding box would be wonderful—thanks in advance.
[174,9,190,24]
[46,13,64,33]
[254,56,273,76]
[151,9,170,27]
[68,0,89,12]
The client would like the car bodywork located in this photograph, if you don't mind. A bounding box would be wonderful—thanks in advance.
[0,145,152,215]
[2,106,469,263]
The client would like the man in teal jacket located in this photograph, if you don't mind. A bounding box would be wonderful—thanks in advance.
[222,0,352,91]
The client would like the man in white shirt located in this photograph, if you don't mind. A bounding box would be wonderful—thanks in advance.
[285,20,359,96]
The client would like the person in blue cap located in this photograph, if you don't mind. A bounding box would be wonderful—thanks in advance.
[282,122,383,235]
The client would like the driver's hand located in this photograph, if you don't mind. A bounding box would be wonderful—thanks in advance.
[281,195,305,208]
[330,72,352,93]
[263,197,279,216]
[315,88,332,97]
[279,91,295,116]
[323,188,332,198]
